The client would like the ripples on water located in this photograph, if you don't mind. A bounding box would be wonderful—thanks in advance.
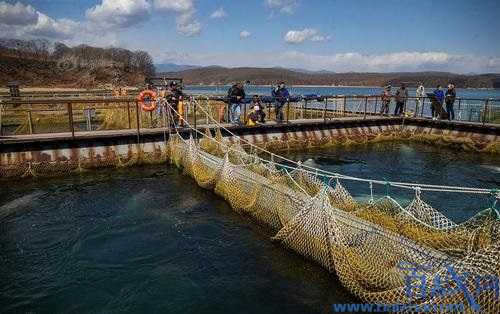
[0,142,498,313]
[0,167,353,314]
[287,142,500,222]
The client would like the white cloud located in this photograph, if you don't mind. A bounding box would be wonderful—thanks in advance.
[153,50,500,74]
[176,12,201,36]
[240,30,251,39]
[284,28,330,44]
[0,1,121,46]
[154,0,201,36]
[210,7,227,19]
[266,0,298,15]
[311,35,331,42]
[85,0,151,29]
[0,1,38,25]
[154,0,194,12]
[27,13,79,39]
[0,1,79,40]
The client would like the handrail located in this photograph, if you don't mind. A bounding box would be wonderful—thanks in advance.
[1,94,498,105]
[0,96,136,105]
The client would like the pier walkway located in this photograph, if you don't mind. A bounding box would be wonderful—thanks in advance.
[1,116,499,146]
[0,116,396,144]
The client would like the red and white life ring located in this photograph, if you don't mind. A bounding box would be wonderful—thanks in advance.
[137,90,157,112]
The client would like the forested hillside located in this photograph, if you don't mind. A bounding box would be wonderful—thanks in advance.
[0,38,155,87]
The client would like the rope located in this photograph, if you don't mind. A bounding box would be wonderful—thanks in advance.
[170,100,496,196]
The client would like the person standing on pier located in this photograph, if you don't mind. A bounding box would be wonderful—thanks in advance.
[415,83,425,117]
[228,82,246,125]
[394,83,408,116]
[380,85,391,115]
[432,85,445,120]
[272,81,290,123]
[165,81,185,127]
[445,83,456,121]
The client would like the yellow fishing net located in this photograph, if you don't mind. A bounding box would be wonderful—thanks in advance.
[168,128,500,313]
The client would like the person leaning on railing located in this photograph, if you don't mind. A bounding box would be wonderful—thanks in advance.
[445,83,456,121]
[165,81,185,127]
[271,81,289,123]
[227,82,245,125]
[432,85,445,120]
[415,83,425,117]
[394,83,408,116]
[379,85,391,115]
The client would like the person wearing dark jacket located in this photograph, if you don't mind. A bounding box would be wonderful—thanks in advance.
[248,95,266,124]
[271,82,290,123]
[227,83,245,124]
[432,85,445,119]
[445,83,456,121]
[165,81,185,126]
[394,83,408,116]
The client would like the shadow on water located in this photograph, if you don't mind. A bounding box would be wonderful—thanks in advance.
[0,165,355,314]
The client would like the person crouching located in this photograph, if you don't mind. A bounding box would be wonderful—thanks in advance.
[247,95,266,125]
[252,95,266,123]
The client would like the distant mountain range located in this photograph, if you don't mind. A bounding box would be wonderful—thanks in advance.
[161,66,500,88]
[155,63,199,72]
[2,36,499,89]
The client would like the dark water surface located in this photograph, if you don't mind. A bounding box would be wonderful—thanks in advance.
[1,142,499,313]
[0,166,353,314]
[286,142,500,222]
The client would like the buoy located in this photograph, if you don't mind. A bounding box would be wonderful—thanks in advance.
[137,90,157,112]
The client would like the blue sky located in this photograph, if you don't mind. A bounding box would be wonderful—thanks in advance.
[1,0,500,73]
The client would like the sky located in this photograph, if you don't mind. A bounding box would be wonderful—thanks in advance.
[1,0,500,73]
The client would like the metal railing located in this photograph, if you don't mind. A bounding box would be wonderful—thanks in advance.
[0,88,140,100]
[0,94,498,139]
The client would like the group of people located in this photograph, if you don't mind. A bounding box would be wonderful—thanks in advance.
[432,84,456,120]
[145,80,459,128]
[380,83,457,120]
[227,81,289,126]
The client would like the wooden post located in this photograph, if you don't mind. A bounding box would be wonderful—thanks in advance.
[127,101,132,129]
[67,103,75,139]
[135,100,141,143]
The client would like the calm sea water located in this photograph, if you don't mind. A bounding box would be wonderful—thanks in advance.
[285,142,500,222]
[185,85,500,99]
[1,143,499,313]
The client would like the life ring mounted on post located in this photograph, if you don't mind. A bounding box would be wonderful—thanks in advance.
[137,90,157,112]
